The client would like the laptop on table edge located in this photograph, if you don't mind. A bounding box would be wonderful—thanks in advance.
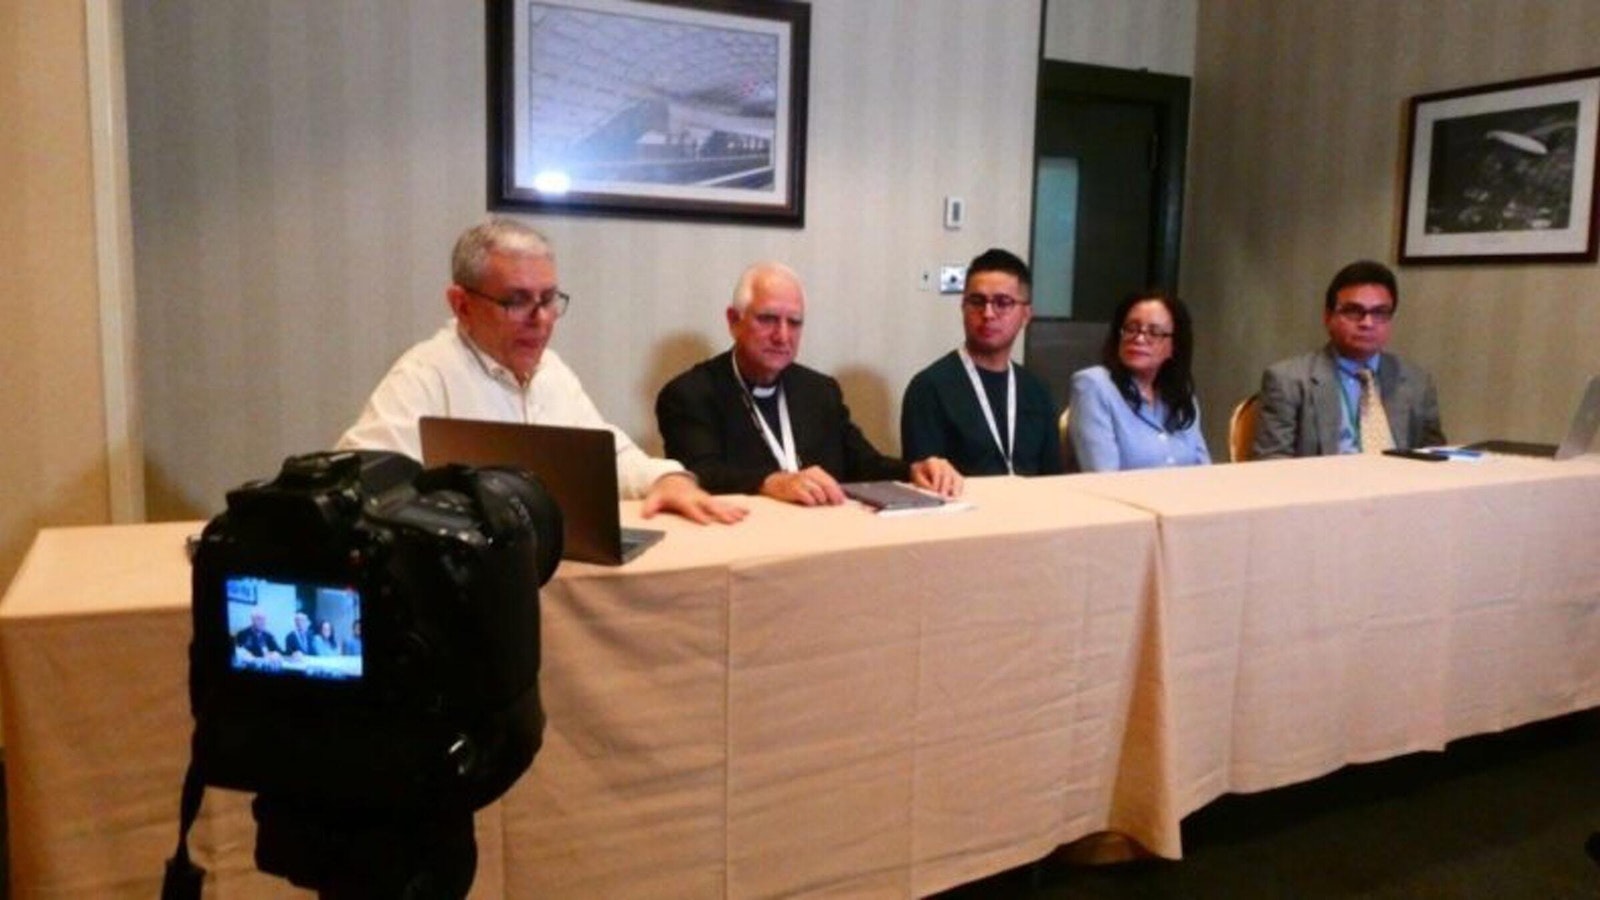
[1462,374,1600,460]
[418,416,665,566]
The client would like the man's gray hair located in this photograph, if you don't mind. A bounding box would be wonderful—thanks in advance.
[730,261,804,313]
[451,216,553,287]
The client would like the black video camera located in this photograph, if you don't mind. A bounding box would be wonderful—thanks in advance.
[166,450,561,899]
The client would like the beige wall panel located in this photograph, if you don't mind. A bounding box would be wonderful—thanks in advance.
[1187,0,1600,455]
[2,0,118,747]
[0,2,112,591]
[126,0,1041,519]
[1045,0,1197,75]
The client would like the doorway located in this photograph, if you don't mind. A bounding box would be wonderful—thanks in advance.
[1025,60,1190,408]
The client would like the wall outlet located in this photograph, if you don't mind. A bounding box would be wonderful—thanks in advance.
[938,265,966,294]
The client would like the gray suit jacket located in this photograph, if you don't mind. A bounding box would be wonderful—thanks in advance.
[1252,345,1445,459]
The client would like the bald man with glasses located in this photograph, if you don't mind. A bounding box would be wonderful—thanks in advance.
[1253,259,1446,459]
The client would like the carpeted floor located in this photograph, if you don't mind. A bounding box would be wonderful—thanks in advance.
[937,710,1600,898]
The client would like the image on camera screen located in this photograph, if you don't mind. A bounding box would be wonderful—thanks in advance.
[226,575,363,681]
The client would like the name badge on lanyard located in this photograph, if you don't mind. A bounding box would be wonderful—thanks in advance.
[958,348,1015,474]
[732,355,798,472]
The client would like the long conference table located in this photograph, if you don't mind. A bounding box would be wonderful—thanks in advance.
[3,454,1599,897]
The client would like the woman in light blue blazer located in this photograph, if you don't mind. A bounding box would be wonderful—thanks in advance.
[1068,290,1211,472]
[309,618,341,656]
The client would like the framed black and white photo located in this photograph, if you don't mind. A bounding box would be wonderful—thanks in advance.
[1400,67,1600,264]
[487,0,810,226]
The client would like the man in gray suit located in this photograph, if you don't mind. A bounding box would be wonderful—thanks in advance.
[1253,260,1445,458]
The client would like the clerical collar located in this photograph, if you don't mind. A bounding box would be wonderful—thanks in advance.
[729,354,798,472]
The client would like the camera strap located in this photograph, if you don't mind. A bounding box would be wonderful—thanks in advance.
[160,760,207,900]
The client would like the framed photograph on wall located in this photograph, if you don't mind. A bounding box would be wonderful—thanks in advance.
[487,0,810,226]
[1400,67,1600,264]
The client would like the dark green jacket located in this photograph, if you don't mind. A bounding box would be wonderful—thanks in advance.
[900,351,1063,476]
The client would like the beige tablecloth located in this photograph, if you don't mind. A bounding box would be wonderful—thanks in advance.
[0,476,1162,898]
[1070,453,1600,819]
[7,455,1599,897]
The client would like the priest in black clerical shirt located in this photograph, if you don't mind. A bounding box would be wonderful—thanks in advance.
[655,261,963,506]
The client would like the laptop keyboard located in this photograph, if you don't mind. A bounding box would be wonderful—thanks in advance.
[620,527,665,562]
[1463,440,1559,458]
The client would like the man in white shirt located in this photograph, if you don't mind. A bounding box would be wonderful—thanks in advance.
[338,217,745,524]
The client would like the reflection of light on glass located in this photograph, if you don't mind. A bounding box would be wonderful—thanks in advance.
[533,170,570,194]
[1485,129,1547,156]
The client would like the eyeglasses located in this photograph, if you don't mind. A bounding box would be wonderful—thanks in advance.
[747,311,804,330]
[962,294,1029,313]
[1332,304,1394,323]
[461,285,570,320]
[1120,323,1174,341]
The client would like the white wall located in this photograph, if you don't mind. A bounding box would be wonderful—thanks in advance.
[125,0,1042,518]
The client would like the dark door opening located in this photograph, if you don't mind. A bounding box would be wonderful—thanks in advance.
[1025,60,1190,409]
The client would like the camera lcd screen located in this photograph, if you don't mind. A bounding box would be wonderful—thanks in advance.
[226,576,363,682]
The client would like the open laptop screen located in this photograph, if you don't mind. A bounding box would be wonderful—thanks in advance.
[418,417,662,565]
[1463,374,1600,460]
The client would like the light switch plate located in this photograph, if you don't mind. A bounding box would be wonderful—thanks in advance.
[938,265,966,294]
[944,196,964,230]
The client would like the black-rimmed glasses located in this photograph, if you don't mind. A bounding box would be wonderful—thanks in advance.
[1332,304,1394,323]
[1120,323,1173,341]
[962,294,1029,313]
[461,285,570,320]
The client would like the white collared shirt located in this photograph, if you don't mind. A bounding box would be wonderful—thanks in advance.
[336,322,683,499]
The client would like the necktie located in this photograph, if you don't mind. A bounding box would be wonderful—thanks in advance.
[1357,368,1394,454]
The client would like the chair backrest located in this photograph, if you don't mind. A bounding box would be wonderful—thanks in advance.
[1229,394,1260,462]
[1058,406,1076,472]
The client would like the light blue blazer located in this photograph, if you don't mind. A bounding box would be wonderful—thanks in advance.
[1068,366,1211,472]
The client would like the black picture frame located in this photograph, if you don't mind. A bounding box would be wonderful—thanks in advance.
[1399,66,1600,264]
[487,0,810,227]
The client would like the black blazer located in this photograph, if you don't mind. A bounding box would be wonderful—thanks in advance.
[656,350,909,494]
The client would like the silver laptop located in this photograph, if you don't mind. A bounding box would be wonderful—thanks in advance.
[1464,374,1600,460]
[418,417,665,565]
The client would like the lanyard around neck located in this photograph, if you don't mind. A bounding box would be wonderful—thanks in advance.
[958,347,1015,474]
[730,354,798,472]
